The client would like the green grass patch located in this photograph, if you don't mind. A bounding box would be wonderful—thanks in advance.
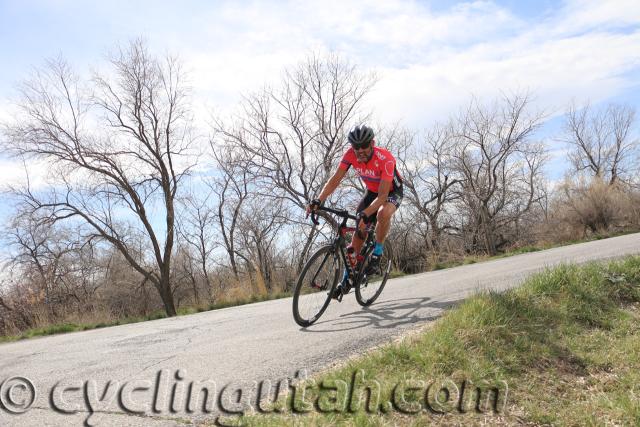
[494,245,541,257]
[21,323,80,338]
[433,256,481,270]
[388,269,407,279]
[239,256,640,426]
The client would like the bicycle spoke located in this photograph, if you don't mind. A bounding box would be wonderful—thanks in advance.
[293,246,341,326]
[309,250,330,285]
[355,243,392,306]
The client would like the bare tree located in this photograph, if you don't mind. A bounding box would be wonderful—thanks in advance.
[396,126,461,254]
[177,190,218,302]
[0,278,37,333]
[1,40,196,316]
[2,210,112,328]
[563,102,638,185]
[213,53,376,270]
[236,197,289,293]
[450,93,547,255]
[208,145,252,281]
[6,216,76,318]
[170,243,201,307]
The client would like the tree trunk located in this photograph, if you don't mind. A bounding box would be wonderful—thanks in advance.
[157,275,177,317]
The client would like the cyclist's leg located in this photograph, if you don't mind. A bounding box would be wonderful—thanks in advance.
[374,187,403,247]
[364,191,401,276]
[374,202,396,244]
[353,190,377,253]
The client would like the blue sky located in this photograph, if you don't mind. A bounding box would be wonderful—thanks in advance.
[0,0,639,195]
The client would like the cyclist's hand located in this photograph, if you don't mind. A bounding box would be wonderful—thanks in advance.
[356,211,371,228]
[306,198,322,217]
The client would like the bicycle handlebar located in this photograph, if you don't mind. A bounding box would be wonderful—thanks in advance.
[310,205,358,225]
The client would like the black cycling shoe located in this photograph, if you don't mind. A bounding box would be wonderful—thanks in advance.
[365,253,382,276]
[332,282,352,300]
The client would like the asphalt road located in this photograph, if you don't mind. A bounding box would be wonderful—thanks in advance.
[1,233,639,426]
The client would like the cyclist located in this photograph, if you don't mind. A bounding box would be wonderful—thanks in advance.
[306,124,403,298]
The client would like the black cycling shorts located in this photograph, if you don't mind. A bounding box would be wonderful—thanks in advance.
[356,186,403,219]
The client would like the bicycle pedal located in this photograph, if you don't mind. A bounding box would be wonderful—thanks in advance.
[332,286,344,301]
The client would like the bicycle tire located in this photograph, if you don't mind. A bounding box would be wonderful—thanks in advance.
[292,244,341,327]
[355,241,393,306]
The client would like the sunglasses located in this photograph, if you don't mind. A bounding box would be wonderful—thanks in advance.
[352,141,372,150]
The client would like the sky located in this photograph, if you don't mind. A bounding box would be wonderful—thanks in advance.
[0,0,639,204]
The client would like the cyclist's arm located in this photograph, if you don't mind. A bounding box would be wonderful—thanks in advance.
[362,179,391,217]
[317,167,347,202]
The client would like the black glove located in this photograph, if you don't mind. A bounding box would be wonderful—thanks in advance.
[309,198,322,211]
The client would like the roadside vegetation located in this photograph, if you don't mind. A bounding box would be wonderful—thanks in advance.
[0,229,634,343]
[0,291,290,343]
[237,256,640,426]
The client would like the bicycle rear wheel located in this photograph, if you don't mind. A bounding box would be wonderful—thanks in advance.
[292,245,341,327]
[355,242,392,306]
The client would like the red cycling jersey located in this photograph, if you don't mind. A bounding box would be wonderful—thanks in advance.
[338,146,403,193]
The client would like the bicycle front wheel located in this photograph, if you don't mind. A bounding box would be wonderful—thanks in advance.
[355,241,393,306]
[292,245,341,327]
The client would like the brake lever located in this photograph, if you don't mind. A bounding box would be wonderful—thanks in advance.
[310,211,320,225]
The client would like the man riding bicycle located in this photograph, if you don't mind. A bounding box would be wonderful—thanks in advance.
[306,125,403,298]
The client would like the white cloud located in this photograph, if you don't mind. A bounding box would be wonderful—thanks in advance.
[2,0,639,182]
[301,0,522,47]
[0,157,50,191]
[358,2,640,129]
[171,0,525,115]
[150,0,638,132]
[560,0,640,33]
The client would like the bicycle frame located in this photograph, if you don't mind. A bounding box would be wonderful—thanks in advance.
[310,206,376,286]
[292,205,391,326]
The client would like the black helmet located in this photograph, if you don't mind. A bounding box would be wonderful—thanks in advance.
[348,125,374,148]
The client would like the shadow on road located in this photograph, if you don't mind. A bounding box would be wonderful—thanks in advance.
[300,296,464,333]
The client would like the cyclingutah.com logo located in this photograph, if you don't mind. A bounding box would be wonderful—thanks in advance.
[1,369,508,426]
[0,376,37,414]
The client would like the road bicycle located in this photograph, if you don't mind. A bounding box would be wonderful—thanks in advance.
[292,205,393,327]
